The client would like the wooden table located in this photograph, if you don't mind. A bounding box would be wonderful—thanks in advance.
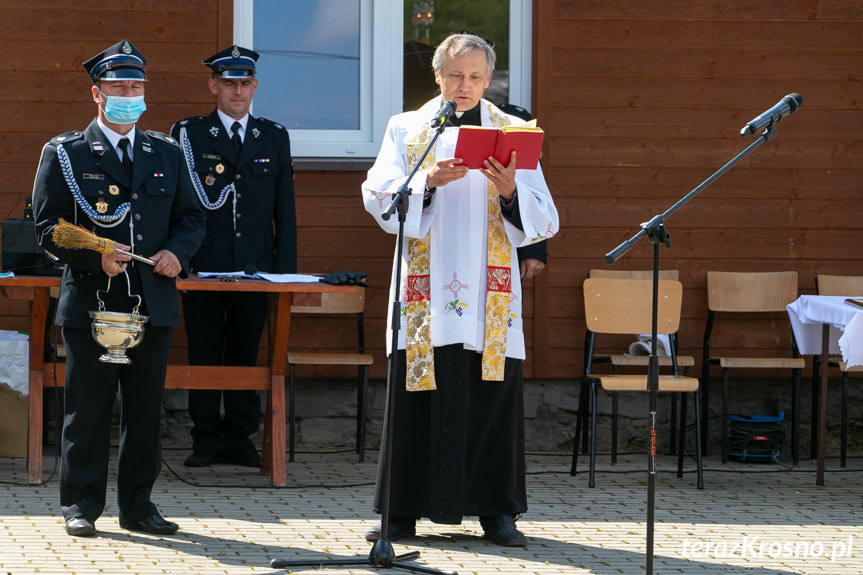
[0,274,357,486]
[787,295,863,485]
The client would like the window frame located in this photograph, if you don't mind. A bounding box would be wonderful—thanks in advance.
[235,0,532,160]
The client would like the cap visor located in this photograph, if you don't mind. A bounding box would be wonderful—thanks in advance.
[98,70,147,81]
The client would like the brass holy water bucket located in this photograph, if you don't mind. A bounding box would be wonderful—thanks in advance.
[88,270,149,364]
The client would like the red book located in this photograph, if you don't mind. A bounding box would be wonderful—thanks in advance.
[453,123,544,170]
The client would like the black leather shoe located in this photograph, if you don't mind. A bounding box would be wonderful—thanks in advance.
[221,448,261,468]
[184,451,219,467]
[120,513,179,535]
[364,517,417,542]
[65,517,96,537]
[480,515,527,547]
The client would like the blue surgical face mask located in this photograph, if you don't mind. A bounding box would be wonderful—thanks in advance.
[98,88,147,124]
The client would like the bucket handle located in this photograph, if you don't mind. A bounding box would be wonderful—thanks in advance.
[96,269,143,315]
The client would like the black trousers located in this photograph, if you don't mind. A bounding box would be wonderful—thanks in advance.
[60,325,172,522]
[374,344,527,524]
[182,291,267,455]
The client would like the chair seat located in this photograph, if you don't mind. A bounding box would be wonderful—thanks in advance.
[717,357,805,369]
[287,352,374,366]
[592,374,699,392]
[605,354,695,368]
[834,360,863,373]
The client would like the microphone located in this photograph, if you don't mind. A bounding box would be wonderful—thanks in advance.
[739,93,803,136]
[429,100,457,128]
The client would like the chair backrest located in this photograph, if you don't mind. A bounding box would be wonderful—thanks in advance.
[583,278,683,336]
[706,271,798,312]
[588,269,679,281]
[290,287,367,352]
[291,288,366,315]
[815,274,863,297]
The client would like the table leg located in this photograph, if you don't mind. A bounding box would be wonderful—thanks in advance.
[27,287,50,484]
[264,292,292,486]
[816,324,829,486]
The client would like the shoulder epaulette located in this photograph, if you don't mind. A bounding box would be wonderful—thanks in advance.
[175,116,206,128]
[50,131,84,145]
[258,117,287,132]
[146,130,180,148]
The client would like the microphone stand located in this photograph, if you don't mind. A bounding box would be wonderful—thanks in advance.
[605,124,779,575]
[271,119,456,575]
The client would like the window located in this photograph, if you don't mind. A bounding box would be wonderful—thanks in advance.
[236,0,531,159]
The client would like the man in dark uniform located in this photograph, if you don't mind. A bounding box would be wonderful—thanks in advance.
[32,39,206,537]
[170,45,297,468]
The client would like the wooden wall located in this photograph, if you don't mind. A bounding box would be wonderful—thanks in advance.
[2,2,861,383]
[532,1,863,378]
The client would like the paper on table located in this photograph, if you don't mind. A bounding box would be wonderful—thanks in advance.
[196,271,256,279]
[257,273,322,283]
[196,271,322,283]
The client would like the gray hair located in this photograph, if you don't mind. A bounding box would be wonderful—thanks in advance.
[432,33,496,75]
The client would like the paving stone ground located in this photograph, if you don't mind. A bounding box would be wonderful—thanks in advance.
[1,449,861,574]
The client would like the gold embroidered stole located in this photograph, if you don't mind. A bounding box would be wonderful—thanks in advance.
[405,125,437,391]
[404,105,513,390]
[482,182,512,381]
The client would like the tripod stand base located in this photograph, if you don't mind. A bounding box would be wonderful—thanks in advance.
[270,540,457,574]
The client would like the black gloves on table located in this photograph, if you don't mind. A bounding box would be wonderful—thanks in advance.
[319,270,369,287]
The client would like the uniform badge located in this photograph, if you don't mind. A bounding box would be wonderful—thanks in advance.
[205,174,216,186]
[209,126,219,138]
[96,200,108,214]
[232,46,241,59]
[252,127,261,139]
[122,40,132,55]
[215,163,225,174]
[108,184,120,195]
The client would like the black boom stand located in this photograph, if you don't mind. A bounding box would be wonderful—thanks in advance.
[605,123,783,575]
[271,118,456,575]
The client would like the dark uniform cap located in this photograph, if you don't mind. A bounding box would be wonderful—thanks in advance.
[82,39,147,83]
[203,45,259,78]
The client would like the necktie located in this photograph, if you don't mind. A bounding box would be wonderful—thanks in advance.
[231,121,243,156]
[118,138,133,176]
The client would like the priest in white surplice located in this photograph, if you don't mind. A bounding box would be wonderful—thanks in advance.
[361,33,559,547]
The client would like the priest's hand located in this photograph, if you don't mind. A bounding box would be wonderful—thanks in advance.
[482,151,517,200]
[426,157,469,189]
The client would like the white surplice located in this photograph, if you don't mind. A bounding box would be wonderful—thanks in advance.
[362,98,559,359]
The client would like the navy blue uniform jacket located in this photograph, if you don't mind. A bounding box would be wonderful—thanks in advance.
[32,119,206,328]
[170,110,297,274]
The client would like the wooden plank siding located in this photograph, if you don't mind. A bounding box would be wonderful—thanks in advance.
[533,1,863,379]
[1,2,861,383]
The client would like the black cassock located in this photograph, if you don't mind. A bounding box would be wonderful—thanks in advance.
[375,345,527,524]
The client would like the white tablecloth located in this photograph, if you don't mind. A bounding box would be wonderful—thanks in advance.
[787,295,863,368]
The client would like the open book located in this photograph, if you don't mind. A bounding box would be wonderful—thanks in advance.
[453,120,544,170]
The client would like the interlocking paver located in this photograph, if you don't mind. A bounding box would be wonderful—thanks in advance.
[0,450,861,574]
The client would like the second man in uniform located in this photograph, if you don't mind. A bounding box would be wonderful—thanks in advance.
[171,45,298,468]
